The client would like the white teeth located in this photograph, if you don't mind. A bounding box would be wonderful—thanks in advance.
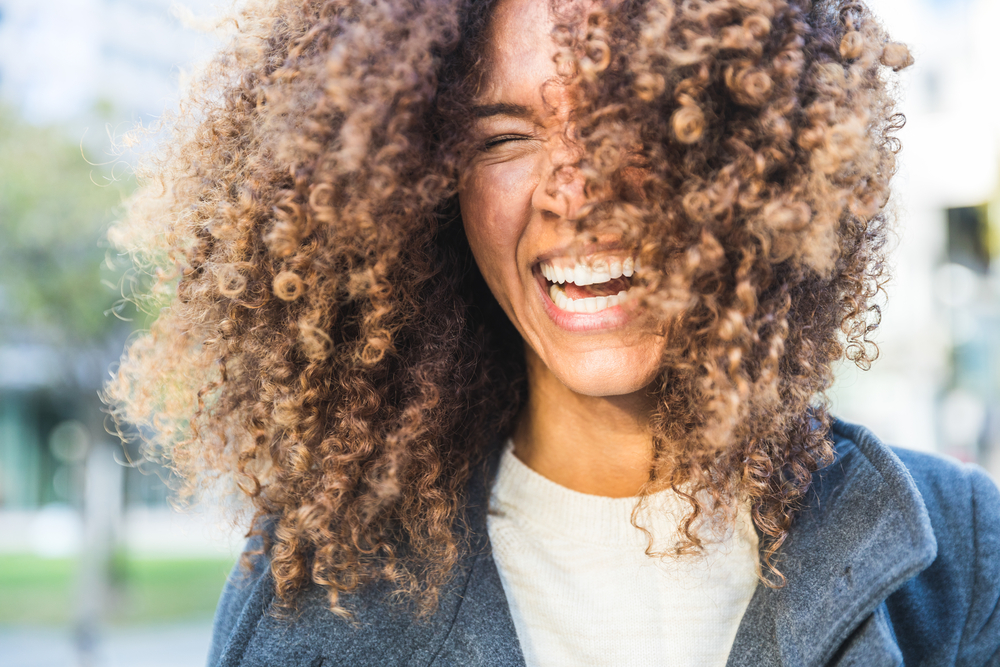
[547,284,630,314]
[539,256,638,286]
[590,269,611,284]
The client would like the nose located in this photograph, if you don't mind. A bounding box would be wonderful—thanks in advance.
[532,136,588,221]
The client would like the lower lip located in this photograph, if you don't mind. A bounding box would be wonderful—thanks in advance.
[535,271,633,332]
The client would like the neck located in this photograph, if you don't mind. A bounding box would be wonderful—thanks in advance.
[512,347,656,497]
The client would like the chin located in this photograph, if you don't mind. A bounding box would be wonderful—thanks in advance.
[551,353,662,398]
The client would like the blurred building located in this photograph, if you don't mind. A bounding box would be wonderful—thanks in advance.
[0,0,235,561]
[0,0,215,128]
[830,0,1000,479]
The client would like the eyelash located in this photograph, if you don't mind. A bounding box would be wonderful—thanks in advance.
[483,134,528,149]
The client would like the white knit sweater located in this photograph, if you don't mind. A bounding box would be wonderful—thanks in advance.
[486,443,760,667]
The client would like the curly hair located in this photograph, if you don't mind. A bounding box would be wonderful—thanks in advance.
[105,0,911,616]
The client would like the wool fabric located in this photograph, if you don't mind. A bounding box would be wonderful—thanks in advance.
[487,442,760,667]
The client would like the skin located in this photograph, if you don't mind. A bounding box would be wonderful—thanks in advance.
[458,0,665,497]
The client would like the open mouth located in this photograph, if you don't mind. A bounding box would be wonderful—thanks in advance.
[538,256,638,314]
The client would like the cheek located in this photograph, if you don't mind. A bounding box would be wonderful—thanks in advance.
[459,164,535,284]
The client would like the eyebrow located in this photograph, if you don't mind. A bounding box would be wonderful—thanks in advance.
[470,102,533,119]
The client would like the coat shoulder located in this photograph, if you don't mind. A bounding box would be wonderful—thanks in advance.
[823,420,1000,664]
[204,534,520,667]
[834,427,1000,665]
[204,455,521,667]
[207,535,275,667]
[206,547,443,667]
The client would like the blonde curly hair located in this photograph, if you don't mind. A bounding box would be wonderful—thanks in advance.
[105,0,911,616]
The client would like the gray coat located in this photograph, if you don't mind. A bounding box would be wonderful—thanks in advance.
[208,420,1000,666]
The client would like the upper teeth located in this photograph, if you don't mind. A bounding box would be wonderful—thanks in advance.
[540,257,636,285]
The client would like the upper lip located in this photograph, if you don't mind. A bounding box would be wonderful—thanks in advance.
[530,240,634,268]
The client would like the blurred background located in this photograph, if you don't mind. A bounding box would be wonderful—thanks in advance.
[0,1,243,666]
[0,0,997,665]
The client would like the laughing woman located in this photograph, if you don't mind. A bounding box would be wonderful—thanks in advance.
[105,0,1000,664]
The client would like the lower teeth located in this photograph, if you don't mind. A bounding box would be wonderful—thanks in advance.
[549,284,629,313]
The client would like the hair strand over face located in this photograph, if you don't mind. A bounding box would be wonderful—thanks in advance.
[105,0,908,614]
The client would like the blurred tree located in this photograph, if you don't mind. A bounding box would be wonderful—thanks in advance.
[0,105,134,343]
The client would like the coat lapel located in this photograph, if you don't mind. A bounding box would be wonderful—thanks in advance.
[427,452,527,667]
[426,548,527,667]
[726,420,937,667]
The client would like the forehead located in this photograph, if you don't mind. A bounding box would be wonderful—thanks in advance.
[479,0,559,103]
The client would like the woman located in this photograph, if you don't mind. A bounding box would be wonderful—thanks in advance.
[105,0,1000,664]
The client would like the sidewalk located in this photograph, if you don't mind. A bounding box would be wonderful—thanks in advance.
[0,620,214,667]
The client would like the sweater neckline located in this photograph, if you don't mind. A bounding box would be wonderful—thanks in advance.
[489,440,744,549]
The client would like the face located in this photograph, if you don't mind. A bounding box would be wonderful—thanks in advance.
[458,0,666,398]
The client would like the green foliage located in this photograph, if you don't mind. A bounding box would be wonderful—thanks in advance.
[107,555,235,624]
[0,554,235,626]
[0,106,135,342]
[0,554,75,624]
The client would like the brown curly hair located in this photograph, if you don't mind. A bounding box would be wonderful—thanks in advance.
[105,0,911,616]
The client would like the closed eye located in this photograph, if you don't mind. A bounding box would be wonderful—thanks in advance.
[483,134,531,150]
